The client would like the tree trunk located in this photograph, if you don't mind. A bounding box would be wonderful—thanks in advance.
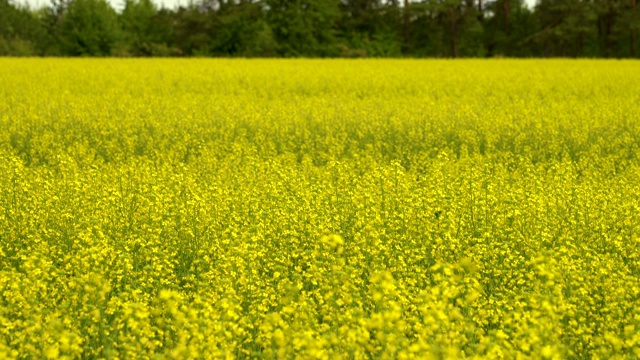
[466,0,475,15]
[633,0,638,57]
[578,33,584,56]
[404,0,410,53]
[450,7,458,57]
[504,0,510,34]
[608,4,614,57]
[504,0,510,54]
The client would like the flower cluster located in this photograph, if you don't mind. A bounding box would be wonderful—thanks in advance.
[1,59,639,358]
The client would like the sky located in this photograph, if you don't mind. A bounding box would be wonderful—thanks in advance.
[18,0,537,12]
[18,0,186,10]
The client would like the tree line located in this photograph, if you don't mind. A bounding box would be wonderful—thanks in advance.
[1,0,639,57]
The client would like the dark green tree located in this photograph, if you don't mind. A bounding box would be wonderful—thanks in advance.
[0,0,48,55]
[407,0,483,57]
[58,0,121,55]
[121,0,163,55]
[532,0,598,56]
[266,0,340,56]
[172,5,217,55]
[2,0,639,58]
[483,0,536,56]
[209,1,277,57]
[631,0,640,57]
[336,0,402,57]
[609,0,640,57]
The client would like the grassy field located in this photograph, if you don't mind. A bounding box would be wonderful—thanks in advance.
[1,59,639,359]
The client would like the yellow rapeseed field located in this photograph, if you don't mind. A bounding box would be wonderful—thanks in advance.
[1,59,640,359]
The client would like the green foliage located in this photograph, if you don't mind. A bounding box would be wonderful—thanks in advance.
[532,0,599,57]
[120,0,177,56]
[266,0,340,56]
[0,0,638,57]
[211,3,278,57]
[0,0,48,55]
[58,0,121,56]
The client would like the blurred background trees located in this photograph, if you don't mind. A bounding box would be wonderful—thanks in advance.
[0,0,638,57]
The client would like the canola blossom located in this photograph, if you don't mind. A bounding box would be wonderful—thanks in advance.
[1,59,640,359]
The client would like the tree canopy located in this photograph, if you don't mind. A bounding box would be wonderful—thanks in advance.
[1,0,638,57]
